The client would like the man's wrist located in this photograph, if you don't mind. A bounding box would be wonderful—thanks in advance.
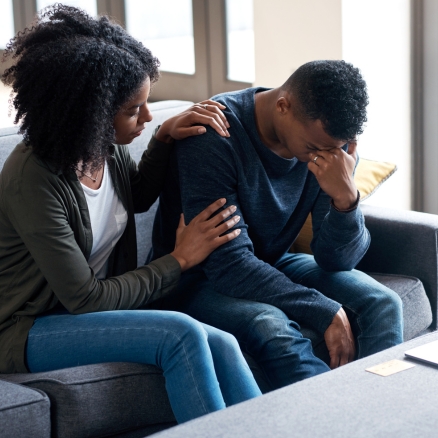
[331,190,360,213]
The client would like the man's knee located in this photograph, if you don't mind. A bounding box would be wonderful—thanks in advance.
[241,306,303,356]
[368,284,403,320]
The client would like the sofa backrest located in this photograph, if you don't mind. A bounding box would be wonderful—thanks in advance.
[0,100,193,266]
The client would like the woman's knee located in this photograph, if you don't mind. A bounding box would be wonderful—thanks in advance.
[161,311,207,343]
[204,326,241,358]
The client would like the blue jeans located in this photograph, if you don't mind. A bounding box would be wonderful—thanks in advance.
[275,253,404,357]
[26,310,261,423]
[175,253,403,390]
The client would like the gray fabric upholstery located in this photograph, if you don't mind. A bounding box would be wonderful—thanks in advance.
[152,331,438,438]
[2,363,176,438]
[0,379,51,438]
[369,273,433,340]
[358,203,438,329]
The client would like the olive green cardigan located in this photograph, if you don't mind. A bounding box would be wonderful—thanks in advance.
[0,136,181,373]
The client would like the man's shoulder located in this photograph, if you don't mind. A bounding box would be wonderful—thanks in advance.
[211,87,259,112]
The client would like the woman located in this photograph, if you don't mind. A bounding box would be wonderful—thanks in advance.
[0,5,261,423]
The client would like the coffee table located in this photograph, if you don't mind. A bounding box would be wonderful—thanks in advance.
[152,331,438,437]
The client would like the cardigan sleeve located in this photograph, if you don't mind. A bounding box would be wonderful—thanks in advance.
[129,129,175,213]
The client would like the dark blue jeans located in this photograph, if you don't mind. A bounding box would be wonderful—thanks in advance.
[26,310,261,423]
[175,253,403,391]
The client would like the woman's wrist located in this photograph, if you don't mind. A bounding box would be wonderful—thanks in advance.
[154,122,174,144]
[170,251,188,272]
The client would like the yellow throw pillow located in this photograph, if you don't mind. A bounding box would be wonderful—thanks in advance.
[289,158,397,254]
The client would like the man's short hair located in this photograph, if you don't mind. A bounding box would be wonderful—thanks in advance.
[282,60,368,141]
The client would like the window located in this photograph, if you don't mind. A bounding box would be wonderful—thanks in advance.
[126,0,195,75]
[342,0,411,211]
[0,0,14,50]
[225,0,255,83]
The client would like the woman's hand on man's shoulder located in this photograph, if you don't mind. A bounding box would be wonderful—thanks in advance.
[155,100,230,143]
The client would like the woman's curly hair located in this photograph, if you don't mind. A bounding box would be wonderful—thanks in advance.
[1,4,160,173]
[282,60,368,141]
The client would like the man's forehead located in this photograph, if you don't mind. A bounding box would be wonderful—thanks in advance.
[304,119,347,149]
[307,140,346,151]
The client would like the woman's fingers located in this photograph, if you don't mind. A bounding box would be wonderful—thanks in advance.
[212,228,241,247]
[207,205,238,227]
[188,110,229,137]
[177,213,186,228]
[212,215,241,237]
[194,198,227,222]
[198,99,230,128]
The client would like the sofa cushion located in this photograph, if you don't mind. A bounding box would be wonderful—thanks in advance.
[0,129,23,170]
[1,363,176,438]
[0,379,51,438]
[368,273,433,340]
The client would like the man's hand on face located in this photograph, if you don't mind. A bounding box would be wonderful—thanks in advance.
[324,308,356,369]
[308,141,358,211]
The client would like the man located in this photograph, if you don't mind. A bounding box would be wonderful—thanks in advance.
[150,60,403,390]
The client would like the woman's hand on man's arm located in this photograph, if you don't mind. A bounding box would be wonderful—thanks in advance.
[170,198,240,272]
[155,100,230,143]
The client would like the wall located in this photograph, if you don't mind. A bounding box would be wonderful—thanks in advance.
[253,0,342,88]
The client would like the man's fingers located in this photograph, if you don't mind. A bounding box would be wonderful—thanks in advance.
[347,140,358,157]
[329,353,340,370]
[339,352,350,367]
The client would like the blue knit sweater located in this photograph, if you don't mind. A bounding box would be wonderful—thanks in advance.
[151,87,370,334]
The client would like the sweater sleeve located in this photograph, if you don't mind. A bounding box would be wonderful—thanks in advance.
[177,131,341,334]
[6,161,181,315]
[310,166,370,272]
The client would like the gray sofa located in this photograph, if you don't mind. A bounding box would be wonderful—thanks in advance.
[0,100,437,438]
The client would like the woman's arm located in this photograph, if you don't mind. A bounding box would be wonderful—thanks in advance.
[5,159,239,314]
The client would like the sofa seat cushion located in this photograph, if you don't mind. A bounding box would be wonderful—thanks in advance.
[1,363,176,438]
[0,379,51,438]
[368,273,433,340]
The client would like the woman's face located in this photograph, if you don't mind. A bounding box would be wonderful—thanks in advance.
[113,78,152,144]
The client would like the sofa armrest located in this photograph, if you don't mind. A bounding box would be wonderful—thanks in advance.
[0,378,51,437]
[357,204,438,329]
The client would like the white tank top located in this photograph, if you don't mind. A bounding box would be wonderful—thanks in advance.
[80,161,128,279]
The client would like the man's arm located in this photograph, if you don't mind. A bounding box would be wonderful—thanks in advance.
[309,144,370,271]
[177,130,341,335]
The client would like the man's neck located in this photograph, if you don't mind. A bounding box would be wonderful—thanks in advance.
[254,88,283,154]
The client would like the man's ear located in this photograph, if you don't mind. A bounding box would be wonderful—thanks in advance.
[276,95,292,114]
